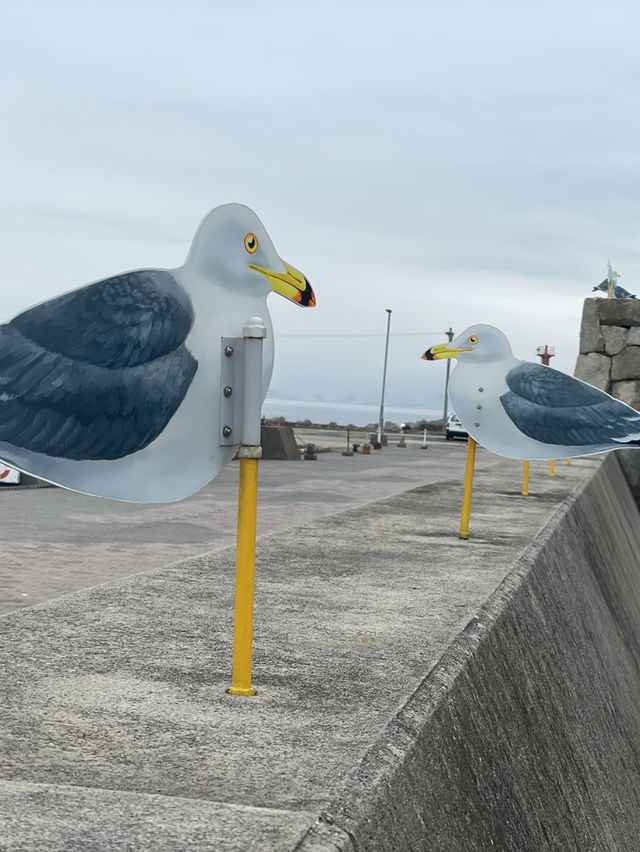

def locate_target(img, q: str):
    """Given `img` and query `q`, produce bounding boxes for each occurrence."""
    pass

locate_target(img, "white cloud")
[0,0,639,422]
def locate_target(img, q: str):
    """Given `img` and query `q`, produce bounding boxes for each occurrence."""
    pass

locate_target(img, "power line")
[278,331,447,339]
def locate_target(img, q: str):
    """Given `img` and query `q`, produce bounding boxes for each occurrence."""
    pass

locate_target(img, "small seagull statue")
[592,280,636,299]
[592,261,636,299]
[422,324,640,460]
[0,204,315,502]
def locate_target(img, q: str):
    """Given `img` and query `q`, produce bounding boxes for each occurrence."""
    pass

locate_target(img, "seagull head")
[185,203,315,307]
[422,324,513,364]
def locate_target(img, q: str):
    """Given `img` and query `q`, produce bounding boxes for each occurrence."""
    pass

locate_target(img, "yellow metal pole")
[459,436,477,540]
[522,460,530,496]
[567,458,572,466]
[549,459,555,477]
[228,456,259,696]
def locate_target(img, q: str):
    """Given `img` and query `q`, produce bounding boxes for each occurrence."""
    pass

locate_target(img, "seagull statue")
[422,324,640,460]
[592,280,636,299]
[0,203,315,502]
[592,261,636,298]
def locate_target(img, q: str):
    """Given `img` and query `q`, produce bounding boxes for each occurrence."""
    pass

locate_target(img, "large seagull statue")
[0,204,315,502]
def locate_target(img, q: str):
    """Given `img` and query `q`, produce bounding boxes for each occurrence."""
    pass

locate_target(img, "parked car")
[445,413,468,440]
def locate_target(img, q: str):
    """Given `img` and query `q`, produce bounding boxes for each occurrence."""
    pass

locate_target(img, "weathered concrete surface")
[615,447,640,503]
[578,298,605,353]
[1,454,639,850]
[298,453,640,850]
[260,424,300,460]
[0,439,474,615]
[611,378,640,408]
[573,351,611,390]
[602,324,628,355]
[575,297,640,393]
[0,780,313,852]
[612,346,640,382]
[598,298,640,326]
[574,298,640,501]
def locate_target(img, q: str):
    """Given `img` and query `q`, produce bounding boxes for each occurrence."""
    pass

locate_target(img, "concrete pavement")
[1,437,483,616]
[0,453,600,850]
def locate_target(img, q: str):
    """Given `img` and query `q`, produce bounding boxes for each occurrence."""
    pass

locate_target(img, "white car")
[445,413,468,441]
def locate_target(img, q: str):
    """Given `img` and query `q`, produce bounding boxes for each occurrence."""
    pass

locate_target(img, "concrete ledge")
[0,780,314,852]
[1,454,639,849]
[299,454,640,850]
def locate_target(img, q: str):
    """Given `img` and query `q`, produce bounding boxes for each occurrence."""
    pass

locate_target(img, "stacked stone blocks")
[574,298,640,408]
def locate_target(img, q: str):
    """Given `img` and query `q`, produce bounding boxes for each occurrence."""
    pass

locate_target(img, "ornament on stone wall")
[0,203,315,503]
[423,324,640,460]
[592,261,636,299]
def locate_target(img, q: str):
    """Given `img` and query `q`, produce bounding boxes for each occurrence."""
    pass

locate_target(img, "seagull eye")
[244,233,259,254]
[467,335,479,345]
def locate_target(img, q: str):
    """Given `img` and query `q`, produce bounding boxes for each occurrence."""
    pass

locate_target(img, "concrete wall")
[298,454,640,850]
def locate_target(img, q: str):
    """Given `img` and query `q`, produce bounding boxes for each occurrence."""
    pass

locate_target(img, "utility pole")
[442,327,454,434]
[377,309,392,444]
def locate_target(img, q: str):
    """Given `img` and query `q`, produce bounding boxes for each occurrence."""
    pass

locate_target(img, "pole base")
[227,686,256,696]
[459,531,469,540]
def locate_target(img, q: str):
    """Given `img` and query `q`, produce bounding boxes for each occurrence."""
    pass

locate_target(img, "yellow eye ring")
[244,233,259,253]
[467,335,479,345]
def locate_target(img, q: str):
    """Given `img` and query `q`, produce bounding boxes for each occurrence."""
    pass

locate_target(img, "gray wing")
[0,270,198,460]
[613,285,636,299]
[500,362,640,447]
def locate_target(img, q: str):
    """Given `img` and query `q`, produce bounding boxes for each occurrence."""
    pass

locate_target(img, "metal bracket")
[219,337,244,447]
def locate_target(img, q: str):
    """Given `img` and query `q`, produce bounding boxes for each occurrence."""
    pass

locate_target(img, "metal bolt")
[224,345,234,357]
[476,404,482,410]
[474,422,480,427]
[478,387,484,392]
[222,425,232,437]
[223,386,233,397]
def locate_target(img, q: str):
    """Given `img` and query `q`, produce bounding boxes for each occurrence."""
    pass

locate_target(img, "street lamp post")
[442,327,454,434]
[377,309,392,444]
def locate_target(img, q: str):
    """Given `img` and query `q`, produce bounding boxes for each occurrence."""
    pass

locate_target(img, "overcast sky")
[1,0,638,418]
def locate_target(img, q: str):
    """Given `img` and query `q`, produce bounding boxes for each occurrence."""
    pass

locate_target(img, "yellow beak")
[421,344,472,361]
[250,261,316,307]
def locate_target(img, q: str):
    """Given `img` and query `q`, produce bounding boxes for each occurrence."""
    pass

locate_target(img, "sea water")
[262,398,440,427]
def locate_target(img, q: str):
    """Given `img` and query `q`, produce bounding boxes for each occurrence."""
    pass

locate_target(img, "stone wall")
[575,297,640,498]
[575,297,640,406]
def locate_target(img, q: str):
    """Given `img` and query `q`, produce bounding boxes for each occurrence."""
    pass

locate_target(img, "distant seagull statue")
[422,324,640,460]
[592,261,635,298]
[0,203,315,502]
[592,280,636,299]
